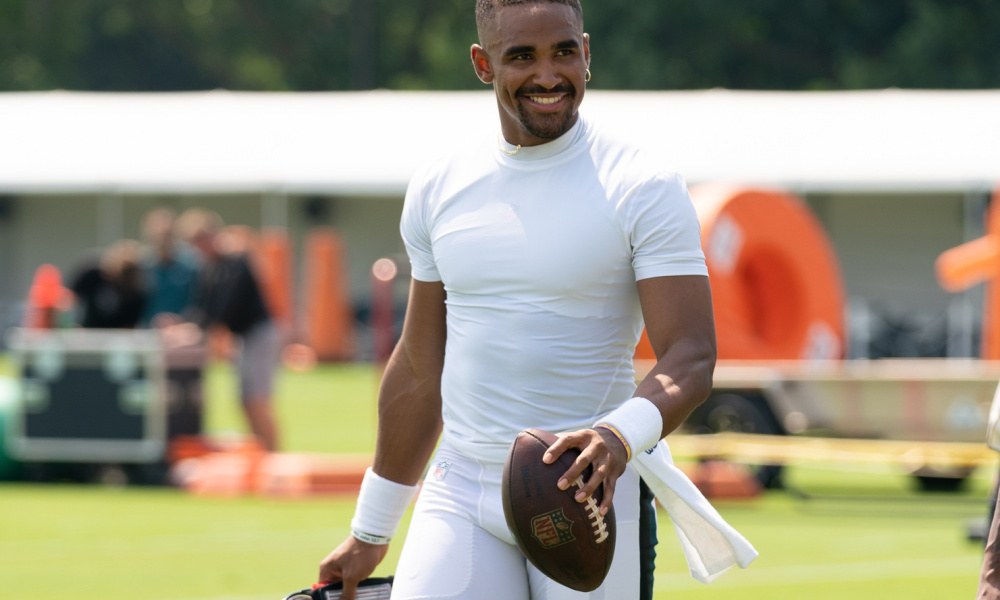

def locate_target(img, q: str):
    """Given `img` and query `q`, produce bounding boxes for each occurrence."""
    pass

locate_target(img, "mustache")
[518,84,575,97]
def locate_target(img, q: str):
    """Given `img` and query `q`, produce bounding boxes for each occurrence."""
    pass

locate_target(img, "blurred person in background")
[176,208,281,452]
[68,239,147,329]
[139,206,200,329]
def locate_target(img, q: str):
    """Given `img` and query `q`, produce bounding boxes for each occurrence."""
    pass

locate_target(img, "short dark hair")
[475,0,583,38]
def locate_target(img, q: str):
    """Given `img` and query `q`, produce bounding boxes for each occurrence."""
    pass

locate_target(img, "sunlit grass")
[0,359,995,599]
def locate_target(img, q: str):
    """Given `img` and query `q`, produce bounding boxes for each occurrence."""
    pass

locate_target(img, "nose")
[532,57,561,89]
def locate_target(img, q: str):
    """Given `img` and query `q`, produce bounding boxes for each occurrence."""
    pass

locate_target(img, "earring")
[585,68,592,83]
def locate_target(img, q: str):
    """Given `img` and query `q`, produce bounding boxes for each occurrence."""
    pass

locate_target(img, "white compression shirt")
[401,115,708,464]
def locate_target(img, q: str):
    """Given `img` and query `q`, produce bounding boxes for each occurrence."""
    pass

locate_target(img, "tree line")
[1,0,998,92]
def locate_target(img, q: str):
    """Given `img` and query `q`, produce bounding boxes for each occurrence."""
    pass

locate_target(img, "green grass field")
[0,362,995,599]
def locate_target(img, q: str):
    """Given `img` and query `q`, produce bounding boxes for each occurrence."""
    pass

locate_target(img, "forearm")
[371,344,443,485]
[369,278,447,485]
[630,274,717,441]
[633,336,715,437]
[347,306,444,548]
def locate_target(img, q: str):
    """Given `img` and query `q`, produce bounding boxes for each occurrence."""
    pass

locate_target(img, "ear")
[583,33,591,68]
[471,44,494,84]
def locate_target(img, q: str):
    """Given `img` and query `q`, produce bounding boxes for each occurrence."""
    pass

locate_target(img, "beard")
[514,84,579,140]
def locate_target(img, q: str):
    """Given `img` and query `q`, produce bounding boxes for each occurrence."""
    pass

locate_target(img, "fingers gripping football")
[543,428,628,515]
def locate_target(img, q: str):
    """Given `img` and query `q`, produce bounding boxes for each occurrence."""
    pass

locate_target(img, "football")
[501,428,616,592]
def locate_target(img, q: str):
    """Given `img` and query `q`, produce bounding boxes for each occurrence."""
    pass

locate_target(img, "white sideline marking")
[159,595,278,600]
[655,555,981,591]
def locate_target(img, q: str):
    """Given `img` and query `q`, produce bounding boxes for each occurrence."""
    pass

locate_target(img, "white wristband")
[594,397,663,461]
[350,468,419,545]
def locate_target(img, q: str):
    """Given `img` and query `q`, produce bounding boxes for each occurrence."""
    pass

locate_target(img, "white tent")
[0,88,997,337]
[2,88,998,196]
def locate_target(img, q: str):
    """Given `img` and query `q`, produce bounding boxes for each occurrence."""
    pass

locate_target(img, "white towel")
[633,439,759,583]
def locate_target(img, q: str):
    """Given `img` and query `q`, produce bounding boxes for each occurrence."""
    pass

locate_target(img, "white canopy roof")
[1,88,998,195]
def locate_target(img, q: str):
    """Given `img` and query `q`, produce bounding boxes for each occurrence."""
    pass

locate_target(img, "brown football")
[501,428,616,592]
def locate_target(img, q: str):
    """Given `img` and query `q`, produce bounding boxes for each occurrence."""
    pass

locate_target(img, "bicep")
[635,275,717,429]
[392,278,447,381]
[636,275,716,360]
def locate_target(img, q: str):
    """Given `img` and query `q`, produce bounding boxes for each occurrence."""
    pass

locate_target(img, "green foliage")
[1,0,998,91]
[584,0,1000,90]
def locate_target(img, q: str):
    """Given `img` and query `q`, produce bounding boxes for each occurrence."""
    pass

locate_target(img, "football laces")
[571,475,609,544]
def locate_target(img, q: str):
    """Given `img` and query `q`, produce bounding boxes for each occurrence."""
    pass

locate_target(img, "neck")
[499,112,579,149]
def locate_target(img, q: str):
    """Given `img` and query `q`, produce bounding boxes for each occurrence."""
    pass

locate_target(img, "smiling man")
[473,0,589,145]
[316,1,749,599]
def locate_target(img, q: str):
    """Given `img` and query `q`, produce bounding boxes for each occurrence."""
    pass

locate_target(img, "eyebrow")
[503,45,536,58]
[502,38,580,59]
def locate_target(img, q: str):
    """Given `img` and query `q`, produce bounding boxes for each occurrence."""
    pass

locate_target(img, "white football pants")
[391,443,642,600]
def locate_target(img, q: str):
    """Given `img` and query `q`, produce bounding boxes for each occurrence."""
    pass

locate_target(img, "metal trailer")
[640,358,1000,490]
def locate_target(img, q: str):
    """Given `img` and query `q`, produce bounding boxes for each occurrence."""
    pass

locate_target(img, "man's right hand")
[317,537,389,600]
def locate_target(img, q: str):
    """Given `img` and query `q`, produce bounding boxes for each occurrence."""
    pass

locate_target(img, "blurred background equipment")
[304,228,355,362]
[637,186,1000,492]
[370,257,398,364]
[937,195,1000,360]
[4,328,169,483]
[691,184,845,361]
[0,374,23,480]
[22,264,73,330]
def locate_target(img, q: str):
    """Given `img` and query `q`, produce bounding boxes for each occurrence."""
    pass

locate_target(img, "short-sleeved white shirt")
[401,115,707,463]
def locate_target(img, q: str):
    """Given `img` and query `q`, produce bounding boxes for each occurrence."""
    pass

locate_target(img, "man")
[68,239,147,329]
[139,206,199,328]
[178,208,281,452]
[319,1,737,598]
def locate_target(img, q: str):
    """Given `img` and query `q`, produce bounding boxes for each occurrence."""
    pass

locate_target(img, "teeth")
[529,96,561,105]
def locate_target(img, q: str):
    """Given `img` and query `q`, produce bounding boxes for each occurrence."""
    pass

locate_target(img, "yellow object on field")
[669,432,999,470]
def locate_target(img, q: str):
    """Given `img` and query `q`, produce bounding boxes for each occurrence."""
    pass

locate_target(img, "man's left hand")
[542,427,628,516]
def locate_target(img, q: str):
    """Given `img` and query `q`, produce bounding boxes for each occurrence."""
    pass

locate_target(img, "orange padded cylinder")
[305,228,356,361]
[258,228,294,326]
[636,185,845,361]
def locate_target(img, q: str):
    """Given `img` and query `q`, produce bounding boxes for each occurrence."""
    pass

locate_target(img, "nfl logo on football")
[531,508,576,548]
